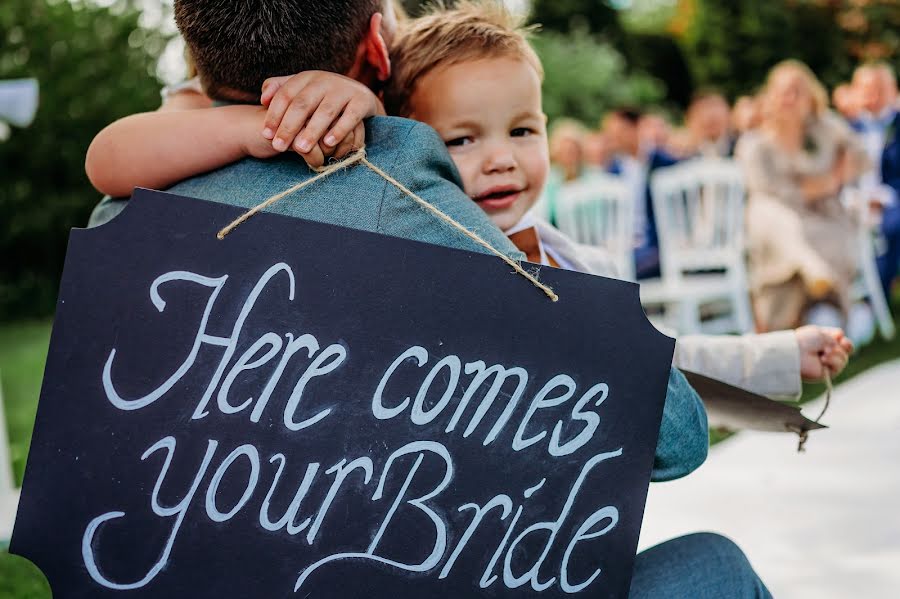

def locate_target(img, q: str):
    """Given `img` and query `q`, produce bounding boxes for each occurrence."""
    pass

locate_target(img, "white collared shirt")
[855,108,897,205]
[505,213,576,271]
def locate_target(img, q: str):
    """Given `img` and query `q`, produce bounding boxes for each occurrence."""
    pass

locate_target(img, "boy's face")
[409,57,549,231]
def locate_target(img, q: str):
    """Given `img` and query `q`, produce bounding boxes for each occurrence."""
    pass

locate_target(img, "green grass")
[0,320,52,488]
[0,553,50,599]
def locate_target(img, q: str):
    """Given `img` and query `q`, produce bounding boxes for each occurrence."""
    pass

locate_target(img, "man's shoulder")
[164,117,427,209]
[165,116,520,258]
[364,116,455,168]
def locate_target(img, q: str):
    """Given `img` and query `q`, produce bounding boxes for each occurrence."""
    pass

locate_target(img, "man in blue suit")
[604,108,679,280]
[850,63,900,299]
[88,2,770,596]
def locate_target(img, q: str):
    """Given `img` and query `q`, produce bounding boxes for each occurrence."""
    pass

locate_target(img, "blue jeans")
[629,533,772,598]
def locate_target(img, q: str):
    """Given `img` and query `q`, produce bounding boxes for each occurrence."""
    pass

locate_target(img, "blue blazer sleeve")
[651,366,709,482]
[882,116,900,193]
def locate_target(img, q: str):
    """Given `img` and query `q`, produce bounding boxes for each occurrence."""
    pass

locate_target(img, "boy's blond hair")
[385,1,543,117]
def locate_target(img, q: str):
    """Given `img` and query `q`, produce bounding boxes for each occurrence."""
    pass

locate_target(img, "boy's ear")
[364,12,392,82]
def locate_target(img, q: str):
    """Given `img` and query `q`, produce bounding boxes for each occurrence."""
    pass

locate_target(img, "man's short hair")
[610,107,643,126]
[384,0,543,117]
[175,0,382,102]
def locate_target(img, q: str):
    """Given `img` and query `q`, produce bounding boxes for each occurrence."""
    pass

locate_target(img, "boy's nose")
[482,145,517,174]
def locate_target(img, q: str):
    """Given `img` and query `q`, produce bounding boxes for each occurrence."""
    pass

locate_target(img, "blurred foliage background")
[0,0,167,320]
[0,0,898,321]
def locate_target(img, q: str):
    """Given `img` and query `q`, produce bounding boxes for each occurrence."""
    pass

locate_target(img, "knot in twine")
[791,369,833,453]
[217,146,558,302]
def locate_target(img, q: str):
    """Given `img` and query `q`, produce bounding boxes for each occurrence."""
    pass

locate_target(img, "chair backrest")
[650,158,746,277]
[554,173,635,280]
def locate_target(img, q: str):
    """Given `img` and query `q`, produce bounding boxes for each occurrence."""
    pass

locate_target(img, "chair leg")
[732,287,755,334]
[678,299,702,335]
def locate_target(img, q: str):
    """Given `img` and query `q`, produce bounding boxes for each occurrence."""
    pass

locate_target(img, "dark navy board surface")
[11,188,673,598]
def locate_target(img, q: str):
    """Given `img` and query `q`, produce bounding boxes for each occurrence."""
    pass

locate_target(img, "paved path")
[639,359,900,598]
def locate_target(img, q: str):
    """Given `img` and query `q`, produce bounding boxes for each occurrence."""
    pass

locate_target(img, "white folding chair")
[843,188,896,341]
[642,158,755,335]
[554,173,635,281]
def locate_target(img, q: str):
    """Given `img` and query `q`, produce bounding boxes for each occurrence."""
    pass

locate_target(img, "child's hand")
[795,325,853,381]
[260,72,384,169]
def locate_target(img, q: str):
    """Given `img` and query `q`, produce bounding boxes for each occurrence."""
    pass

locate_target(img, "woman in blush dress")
[737,60,870,332]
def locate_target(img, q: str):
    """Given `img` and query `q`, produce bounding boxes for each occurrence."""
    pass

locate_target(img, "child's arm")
[85,72,382,197]
[85,104,274,197]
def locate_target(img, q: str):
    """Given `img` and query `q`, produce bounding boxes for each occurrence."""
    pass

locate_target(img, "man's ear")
[363,12,392,82]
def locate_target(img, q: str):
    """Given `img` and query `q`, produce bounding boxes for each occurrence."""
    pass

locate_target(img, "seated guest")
[850,63,900,299]
[540,119,586,224]
[582,130,612,174]
[736,60,870,332]
[637,112,672,155]
[685,89,736,158]
[732,94,762,135]
[603,108,679,279]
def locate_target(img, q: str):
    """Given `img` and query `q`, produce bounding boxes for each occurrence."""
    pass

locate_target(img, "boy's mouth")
[473,185,525,211]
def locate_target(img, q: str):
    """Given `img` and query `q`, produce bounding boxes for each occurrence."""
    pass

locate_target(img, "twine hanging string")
[792,369,833,453]
[217,147,559,301]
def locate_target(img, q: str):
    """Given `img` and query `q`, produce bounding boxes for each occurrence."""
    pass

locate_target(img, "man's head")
[602,109,642,157]
[174,0,396,102]
[637,113,670,153]
[386,1,548,231]
[686,90,730,144]
[852,63,898,117]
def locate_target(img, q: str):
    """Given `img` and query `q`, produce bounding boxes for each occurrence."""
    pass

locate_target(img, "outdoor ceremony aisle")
[639,359,900,598]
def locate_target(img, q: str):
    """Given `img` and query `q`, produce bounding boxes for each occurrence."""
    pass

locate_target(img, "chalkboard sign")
[11,189,673,598]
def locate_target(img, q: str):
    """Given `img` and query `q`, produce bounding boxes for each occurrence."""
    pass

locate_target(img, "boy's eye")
[446,136,473,147]
[511,127,534,137]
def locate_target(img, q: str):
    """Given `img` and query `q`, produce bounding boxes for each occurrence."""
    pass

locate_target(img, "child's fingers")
[272,91,327,152]
[332,123,365,159]
[298,144,326,170]
[263,78,318,142]
[293,97,349,154]
[839,337,854,354]
[260,76,292,106]
[822,350,848,375]
[323,98,370,148]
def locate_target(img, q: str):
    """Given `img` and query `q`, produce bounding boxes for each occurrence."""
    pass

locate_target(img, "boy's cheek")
[449,155,479,197]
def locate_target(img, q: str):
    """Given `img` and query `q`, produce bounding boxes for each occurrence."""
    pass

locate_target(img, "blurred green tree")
[533,30,665,126]
[0,0,168,319]
[679,0,899,98]
[529,0,623,41]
